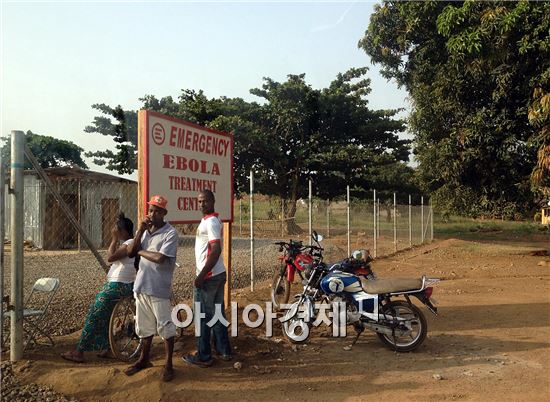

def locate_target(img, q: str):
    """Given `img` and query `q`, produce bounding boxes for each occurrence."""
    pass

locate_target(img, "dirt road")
[3,238,550,401]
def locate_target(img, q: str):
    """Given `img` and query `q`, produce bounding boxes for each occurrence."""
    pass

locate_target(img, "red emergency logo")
[152,123,166,145]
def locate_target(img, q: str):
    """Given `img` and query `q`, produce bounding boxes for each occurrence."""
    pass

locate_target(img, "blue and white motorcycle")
[281,233,440,352]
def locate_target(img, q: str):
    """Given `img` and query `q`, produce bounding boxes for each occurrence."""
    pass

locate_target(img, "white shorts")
[134,293,177,340]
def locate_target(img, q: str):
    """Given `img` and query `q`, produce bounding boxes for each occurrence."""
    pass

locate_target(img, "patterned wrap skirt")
[77,281,133,352]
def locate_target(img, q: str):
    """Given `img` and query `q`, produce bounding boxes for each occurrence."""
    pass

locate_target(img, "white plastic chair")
[3,277,60,350]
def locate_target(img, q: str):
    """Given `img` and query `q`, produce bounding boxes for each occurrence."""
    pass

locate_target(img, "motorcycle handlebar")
[273,240,304,247]
[274,242,324,255]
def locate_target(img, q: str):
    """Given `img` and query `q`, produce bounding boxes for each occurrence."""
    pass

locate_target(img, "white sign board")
[138,110,234,223]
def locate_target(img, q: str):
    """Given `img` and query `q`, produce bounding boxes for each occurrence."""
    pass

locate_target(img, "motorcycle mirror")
[351,249,367,260]
[312,231,323,243]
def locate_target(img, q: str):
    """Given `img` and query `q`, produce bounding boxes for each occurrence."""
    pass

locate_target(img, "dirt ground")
[4,237,550,401]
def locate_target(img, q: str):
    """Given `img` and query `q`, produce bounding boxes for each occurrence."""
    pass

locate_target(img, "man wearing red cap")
[125,195,178,382]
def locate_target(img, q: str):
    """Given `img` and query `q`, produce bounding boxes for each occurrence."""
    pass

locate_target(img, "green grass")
[434,215,550,241]
[233,197,550,242]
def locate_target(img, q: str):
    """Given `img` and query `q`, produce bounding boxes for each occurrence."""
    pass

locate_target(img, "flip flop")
[124,361,153,376]
[96,350,114,359]
[162,366,174,382]
[60,351,84,363]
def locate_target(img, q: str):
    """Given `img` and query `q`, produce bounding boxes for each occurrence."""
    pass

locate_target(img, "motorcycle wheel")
[281,299,311,344]
[377,300,427,352]
[271,264,291,310]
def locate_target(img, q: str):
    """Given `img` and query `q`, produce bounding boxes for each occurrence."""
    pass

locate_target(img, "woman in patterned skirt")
[61,213,135,363]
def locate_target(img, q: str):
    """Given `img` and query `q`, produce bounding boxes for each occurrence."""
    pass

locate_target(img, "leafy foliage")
[360,0,549,217]
[1,131,88,169]
[85,70,410,221]
[84,104,137,175]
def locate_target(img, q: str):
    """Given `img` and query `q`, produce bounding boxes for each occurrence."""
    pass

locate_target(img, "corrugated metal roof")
[23,166,136,183]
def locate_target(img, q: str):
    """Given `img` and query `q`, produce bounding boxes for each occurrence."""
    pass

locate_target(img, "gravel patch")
[1,235,385,341]
[1,361,78,402]
[1,243,280,338]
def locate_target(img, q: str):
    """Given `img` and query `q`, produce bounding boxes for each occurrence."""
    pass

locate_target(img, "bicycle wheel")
[109,297,142,362]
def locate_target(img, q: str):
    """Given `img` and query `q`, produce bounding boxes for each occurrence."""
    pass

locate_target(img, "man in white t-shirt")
[183,189,232,367]
[124,195,178,382]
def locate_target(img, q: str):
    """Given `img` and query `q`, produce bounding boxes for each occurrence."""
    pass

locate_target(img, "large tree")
[84,104,137,174]
[1,130,88,169]
[85,69,409,232]
[247,69,408,231]
[360,0,549,218]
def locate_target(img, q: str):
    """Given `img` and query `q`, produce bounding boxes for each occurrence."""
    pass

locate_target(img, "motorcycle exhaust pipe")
[362,322,407,337]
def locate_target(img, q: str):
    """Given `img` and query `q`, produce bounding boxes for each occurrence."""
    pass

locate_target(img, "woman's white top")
[106,239,136,284]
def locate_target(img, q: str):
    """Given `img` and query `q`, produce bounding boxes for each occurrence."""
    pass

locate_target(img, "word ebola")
[163,154,220,175]
[168,126,231,157]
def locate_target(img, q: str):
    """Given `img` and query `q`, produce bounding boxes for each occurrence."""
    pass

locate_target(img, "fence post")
[393,192,397,252]
[421,196,425,243]
[239,198,242,236]
[377,198,380,239]
[249,170,254,292]
[308,179,312,243]
[326,199,330,238]
[430,198,434,241]
[281,197,284,238]
[0,154,5,354]
[77,180,82,251]
[346,185,350,256]
[408,194,412,247]
[10,130,25,361]
[373,189,377,258]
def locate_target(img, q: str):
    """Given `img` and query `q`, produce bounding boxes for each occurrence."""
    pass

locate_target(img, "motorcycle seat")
[360,277,423,294]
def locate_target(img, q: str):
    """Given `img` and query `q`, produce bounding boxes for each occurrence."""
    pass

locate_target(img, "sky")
[1,0,409,179]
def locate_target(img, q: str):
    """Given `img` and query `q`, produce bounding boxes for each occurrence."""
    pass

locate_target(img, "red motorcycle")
[270,238,323,310]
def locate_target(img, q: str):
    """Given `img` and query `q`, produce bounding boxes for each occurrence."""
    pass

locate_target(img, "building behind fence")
[3,167,137,249]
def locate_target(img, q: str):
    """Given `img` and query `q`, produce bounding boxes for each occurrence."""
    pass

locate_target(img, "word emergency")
[168,126,231,157]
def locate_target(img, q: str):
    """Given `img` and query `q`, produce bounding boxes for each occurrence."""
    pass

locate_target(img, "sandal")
[162,366,175,382]
[61,351,84,363]
[96,350,113,359]
[124,361,153,376]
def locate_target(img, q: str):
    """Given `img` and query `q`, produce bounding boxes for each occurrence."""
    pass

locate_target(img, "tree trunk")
[385,204,392,223]
[284,198,303,235]
[281,172,304,235]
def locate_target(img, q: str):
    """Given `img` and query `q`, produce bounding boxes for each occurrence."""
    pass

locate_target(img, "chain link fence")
[233,184,433,291]
[1,165,433,342]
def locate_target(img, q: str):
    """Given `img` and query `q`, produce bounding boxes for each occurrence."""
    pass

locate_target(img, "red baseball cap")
[147,195,168,210]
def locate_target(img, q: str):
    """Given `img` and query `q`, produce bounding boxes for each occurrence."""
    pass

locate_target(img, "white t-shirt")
[107,239,136,284]
[195,213,225,279]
